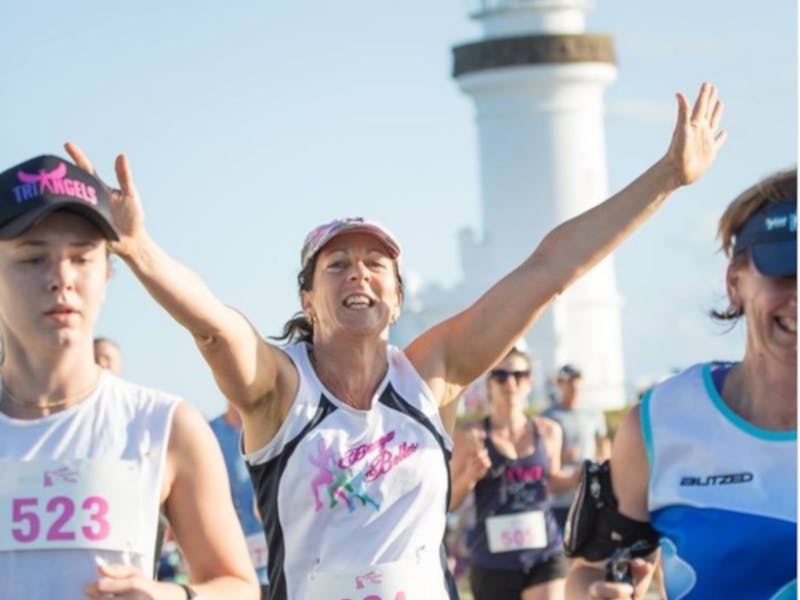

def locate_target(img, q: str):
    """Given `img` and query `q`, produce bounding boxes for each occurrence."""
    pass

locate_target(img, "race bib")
[0,459,140,553]
[486,510,547,553]
[307,560,425,600]
[246,532,268,569]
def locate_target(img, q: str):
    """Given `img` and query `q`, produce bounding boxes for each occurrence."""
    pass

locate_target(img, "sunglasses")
[488,369,531,384]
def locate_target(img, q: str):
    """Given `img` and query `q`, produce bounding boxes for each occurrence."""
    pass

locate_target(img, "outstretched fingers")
[675,92,691,126]
[114,153,138,199]
[709,98,725,132]
[63,141,95,175]
[64,141,119,197]
[690,82,713,123]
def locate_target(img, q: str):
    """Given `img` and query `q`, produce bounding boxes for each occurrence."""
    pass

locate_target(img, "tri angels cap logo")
[13,162,98,206]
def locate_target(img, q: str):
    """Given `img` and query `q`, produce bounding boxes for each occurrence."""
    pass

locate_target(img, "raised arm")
[64,144,294,445]
[407,83,726,405]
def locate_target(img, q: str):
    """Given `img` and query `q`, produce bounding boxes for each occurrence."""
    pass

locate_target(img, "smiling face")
[728,259,797,368]
[301,232,402,341]
[0,211,110,356]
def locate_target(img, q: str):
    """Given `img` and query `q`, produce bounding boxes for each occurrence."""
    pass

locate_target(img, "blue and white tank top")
[641,362,797,600]
[0,371,178,599]
[245,342,456,600]
[467,417,562,571]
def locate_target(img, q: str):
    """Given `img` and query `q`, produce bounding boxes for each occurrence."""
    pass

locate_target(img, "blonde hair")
[711,168,797,322]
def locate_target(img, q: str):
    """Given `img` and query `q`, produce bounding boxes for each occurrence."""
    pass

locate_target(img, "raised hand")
[64,142,145,256]
[665,82,727,186]
[463,427,491,483]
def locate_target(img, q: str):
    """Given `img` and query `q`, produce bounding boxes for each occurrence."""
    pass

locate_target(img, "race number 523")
[11,495,110,543]
[0,459,139,552]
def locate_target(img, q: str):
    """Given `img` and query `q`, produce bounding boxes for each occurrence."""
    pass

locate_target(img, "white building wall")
[394,1,627,411]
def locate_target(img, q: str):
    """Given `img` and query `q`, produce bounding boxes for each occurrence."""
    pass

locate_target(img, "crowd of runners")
[0,82,795,600]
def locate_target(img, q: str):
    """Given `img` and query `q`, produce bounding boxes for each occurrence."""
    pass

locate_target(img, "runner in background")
[210,403,270,599]
[542,364,610,532]
[450,347,576,600]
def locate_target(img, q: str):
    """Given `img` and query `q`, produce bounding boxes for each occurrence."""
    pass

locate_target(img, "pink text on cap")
[13,162,98,206]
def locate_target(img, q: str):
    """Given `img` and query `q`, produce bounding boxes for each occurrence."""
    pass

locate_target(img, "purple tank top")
[466,417,563,571]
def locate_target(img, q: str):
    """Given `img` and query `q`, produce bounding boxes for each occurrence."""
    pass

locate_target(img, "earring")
[723,304,741,318]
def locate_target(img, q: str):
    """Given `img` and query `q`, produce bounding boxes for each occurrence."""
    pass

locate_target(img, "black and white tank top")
[245,342,456,600]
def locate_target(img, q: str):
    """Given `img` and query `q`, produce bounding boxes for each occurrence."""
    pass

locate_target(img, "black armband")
[563,460,659,561]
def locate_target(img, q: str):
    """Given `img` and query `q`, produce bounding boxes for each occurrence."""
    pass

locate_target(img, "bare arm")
[565,405,658,600]
[64,144,294,442]
[536,416,580,495]
[408,84,726,408]
[84,402,259,599]
[596,434,612,463]
[448,425,491,511]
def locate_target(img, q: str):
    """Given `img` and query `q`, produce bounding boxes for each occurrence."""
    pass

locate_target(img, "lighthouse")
[393,0,626,410]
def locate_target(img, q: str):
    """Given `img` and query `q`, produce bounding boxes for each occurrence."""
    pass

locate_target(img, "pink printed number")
[81,496,110,541]
[501,528,532,548]
[46,496,76,541]
[11,498,40,543]
[10,495,111,544]
[337,593,407,600]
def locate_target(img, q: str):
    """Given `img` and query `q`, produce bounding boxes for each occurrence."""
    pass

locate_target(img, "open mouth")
[775,315,797,334]
[343,294,374,309]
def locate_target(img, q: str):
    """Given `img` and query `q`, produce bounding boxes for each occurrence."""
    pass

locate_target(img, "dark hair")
[710,168,797,323]
[93,336,120,349]
[271,254,405,344]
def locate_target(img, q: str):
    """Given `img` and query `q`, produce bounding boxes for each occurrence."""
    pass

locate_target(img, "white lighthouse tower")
[393,0,627,410]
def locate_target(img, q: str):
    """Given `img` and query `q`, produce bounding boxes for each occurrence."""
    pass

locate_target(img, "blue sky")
[1,1,796,416]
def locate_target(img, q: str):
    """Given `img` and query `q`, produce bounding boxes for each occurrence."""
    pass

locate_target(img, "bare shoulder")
[533,415,561,440]
[161,400,223,503]
[167,399,213,452]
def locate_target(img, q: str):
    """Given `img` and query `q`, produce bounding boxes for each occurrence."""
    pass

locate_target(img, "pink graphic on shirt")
[308,438,349,512]
[505,464,543,483]
[307,430,419,513]
[355,570,383,589]
[43,465,79,487]
[13,162,98,205]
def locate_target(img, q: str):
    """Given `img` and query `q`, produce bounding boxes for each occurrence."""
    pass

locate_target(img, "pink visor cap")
[300,217,402,268]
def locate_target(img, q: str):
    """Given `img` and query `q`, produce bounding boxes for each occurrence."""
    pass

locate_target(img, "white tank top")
[0,371,178,599]
[245,342,455,600]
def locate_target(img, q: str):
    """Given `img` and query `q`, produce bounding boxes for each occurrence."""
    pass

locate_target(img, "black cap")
[0,155,118,240]
[557,364,582,381]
